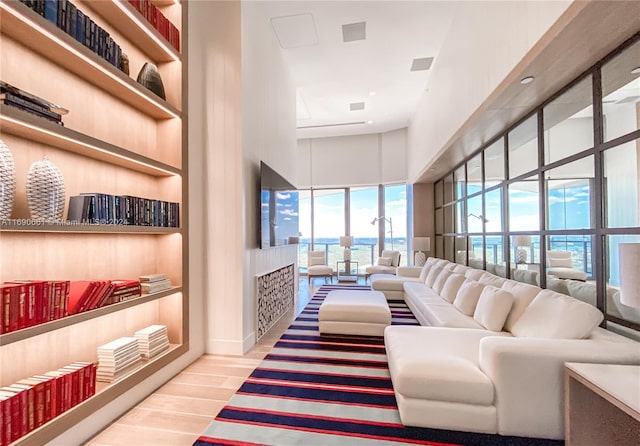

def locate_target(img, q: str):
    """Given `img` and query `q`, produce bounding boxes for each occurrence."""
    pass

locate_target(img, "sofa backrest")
[381,250,401,267]
[501,280,541,331]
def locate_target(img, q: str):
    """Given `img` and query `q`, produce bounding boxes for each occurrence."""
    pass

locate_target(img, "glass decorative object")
[26,156,65,220]
[0,139,15,220]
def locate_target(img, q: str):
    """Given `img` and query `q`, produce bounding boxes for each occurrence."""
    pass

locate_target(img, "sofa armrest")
[478,336,640,439]
[396,266,422,278]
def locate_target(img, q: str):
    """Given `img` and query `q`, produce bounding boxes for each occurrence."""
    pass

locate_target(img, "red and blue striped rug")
[194,285,562,446]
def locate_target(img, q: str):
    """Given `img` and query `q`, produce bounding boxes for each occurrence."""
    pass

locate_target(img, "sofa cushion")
[385,326,507,405]
[500,281,541,331]
[423,305,485,329]
[443,263,458,272]
[372,277,419,292]
[377,256,392,266]
[473,286,514,331]
[425,266,443,288]
[479,273,507,288]
[453,264,468,274]
[454,280,486,316]
[549,256,573,268]
[432,270,452,294]
[418,263,433,282]
[440,273,467,303]
[465,269,485,281]
[510,289,604,339]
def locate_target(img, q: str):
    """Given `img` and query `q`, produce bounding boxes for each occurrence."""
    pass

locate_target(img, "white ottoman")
[318,290,391,336]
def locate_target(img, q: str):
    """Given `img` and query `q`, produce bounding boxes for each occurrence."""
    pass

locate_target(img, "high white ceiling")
[259,1,456,139]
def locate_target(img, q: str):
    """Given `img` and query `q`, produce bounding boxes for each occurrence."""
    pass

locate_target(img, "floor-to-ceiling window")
[350,186,379,270]
[384,184,408,266]
[298,184,409,274]
[432,35,640,335]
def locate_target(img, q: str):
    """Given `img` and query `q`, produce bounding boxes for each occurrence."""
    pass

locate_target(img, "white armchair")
[365,250,401,280]
[307,250,333,284]
[546,250,587,281]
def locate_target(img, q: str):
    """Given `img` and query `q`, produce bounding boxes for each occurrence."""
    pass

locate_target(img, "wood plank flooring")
[86,278,338,445]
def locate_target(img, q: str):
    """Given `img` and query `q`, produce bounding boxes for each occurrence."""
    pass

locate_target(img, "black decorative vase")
[137,62,166,100]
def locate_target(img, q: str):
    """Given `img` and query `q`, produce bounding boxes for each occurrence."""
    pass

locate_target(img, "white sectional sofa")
[372,257,640,440]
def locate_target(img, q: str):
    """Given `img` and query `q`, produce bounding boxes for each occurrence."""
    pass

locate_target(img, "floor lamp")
[619,243,640,308]
[371,216,393,250]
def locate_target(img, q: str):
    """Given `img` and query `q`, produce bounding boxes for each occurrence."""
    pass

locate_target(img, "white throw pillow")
[473,286,514,331]
[308,255,324,266]
[479,274,507,288]
[464,269,485,281]
[549,257,573,268]
[377,257,392,266]
[500,281,541,331]
[510,289,604,339]
[432,270,452,294]
[440,274,467,303]
[381,250,400,266]
[425,266,443,288]
[418,263,433,282]
[453,280,486,316]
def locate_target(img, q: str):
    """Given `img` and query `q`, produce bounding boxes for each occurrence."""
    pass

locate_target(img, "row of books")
[67,279,141,315]
[0,279,141,335]
[128,0,180,52]
[19,0,125,72]
[68,194,180,228]
[0,361,96,446]
[140,273,172,294]
[0,80,66,125]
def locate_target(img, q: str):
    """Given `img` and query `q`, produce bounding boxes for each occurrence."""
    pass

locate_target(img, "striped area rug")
[195,285,562,446]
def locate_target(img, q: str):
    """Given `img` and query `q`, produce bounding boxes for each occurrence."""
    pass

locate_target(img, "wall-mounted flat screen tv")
[260,161,299,249]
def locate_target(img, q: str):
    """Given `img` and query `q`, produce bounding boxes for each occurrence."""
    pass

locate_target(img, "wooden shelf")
[0,1,181,119]
[0,105,180,176]
[12,343,186,446]
[1,287,183,346]
[83,0,181,63]
[0,221,181,234]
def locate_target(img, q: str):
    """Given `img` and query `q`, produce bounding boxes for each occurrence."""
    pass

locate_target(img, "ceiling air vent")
[342,21,366,43]
[410,57,434,71]
[349,102,365,111]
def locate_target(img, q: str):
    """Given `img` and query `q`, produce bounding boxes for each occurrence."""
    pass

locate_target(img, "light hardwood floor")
[86,278,340,445]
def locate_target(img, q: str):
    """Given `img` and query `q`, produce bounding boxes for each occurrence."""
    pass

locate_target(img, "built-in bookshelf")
[0,0,187,444]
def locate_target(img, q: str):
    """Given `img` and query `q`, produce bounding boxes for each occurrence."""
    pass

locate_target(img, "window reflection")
[544,76,593,164]
[467,154,482,195]
[604,140,639,228]
[508,115,538,179]
[602,39,640,141]
[509,177,540,231]
[454,165,466,200]
[546,156,594,230]
[485,139,505,187]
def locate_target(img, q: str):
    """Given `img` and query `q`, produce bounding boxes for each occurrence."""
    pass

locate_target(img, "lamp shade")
[513,235,532,247]
[339,236,354,247]
[412,237,431,252]
[619,243,640,308]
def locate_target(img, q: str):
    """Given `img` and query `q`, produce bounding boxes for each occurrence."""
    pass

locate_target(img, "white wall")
[407,1,571,182]
[241,1,298,352]
[297,127,407,188]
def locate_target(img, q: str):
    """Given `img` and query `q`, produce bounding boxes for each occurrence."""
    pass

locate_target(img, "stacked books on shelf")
[127,0,180,52]
[67,279,141,315]
[134,325,169,359]
[96,337,142,383]
[139,274,171,294]
[67,193,180,227]
[18,0,125,72]
[0,361,96,445]
[1,281,70,335]
[0,80,68,125]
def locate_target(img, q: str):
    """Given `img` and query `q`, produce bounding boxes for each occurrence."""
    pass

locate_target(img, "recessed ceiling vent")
[297,121,366,129]
[410,57,434,71]
[271,13,319,49]
[342,21,366,43]
[349,102,365,111]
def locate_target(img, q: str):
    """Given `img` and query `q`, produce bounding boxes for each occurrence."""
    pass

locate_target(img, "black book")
[76,9,84,45]
[1,92,62,121]
[0,80,68,114]
[57,0,67,30]
[68,3,77,40]
[2,100,62,125]
[67,196,92,223]
[43,0,57,24]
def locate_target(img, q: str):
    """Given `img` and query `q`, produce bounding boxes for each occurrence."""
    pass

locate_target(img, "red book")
[0,286,7,335]
[5,282,43,327]
[67,281,98,315]
[0,392,14,445]
[32,374,60,420]
[86,281,112,311]
[7,384,33,434]
[14,379,45,429]
[43,371,70,413]
[93,282,115,309]
[2,284,21,333]
[0,387,25,440]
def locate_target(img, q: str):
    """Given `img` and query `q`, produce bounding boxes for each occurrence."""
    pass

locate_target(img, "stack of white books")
[96,337,142,383]
[139,273,172,294]
[134,325,169,359]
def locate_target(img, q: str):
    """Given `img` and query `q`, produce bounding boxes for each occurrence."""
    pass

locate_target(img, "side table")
[336,260,359,283]
[565,362,640,445]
